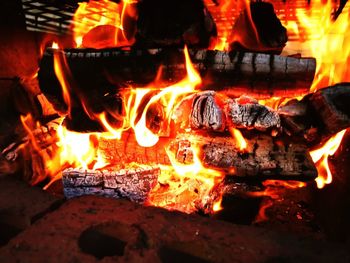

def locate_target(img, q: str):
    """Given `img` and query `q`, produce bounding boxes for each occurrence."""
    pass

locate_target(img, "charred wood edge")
[196,177,265,214]
[98,132,317,181]
[278,83,350,147]
[1,116,61,162]
[171,133,317,181]
[62,166,160,203]
[39,48,316,100]
[184,91,281,132]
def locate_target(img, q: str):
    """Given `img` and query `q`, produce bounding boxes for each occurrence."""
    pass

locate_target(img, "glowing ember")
[213,196,223,212]
[20,0,350,216]
[310,130,347,189]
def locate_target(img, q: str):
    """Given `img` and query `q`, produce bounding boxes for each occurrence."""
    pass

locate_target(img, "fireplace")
[0,0,350,261]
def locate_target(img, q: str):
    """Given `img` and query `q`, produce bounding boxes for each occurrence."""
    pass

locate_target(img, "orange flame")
[212,196,223,212]
[72,0,136,48]
[229,127,247,151]
[53,50,72,117]
[310,129,347,189]
[282,0,350,91]
[213,0,256,51]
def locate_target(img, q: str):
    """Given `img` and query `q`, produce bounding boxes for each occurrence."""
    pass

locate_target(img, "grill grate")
[21,0,77,34]
[21,0,342,41]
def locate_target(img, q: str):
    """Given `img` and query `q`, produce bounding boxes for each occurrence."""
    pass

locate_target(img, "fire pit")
[1,0,350,261]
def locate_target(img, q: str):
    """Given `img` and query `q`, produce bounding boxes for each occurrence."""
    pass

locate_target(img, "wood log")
[229,1,288,54]
[278,83,350,147]
[38,48,316,131]
[173,91,281,132]
[61,164,264,214]
[62,165,160,203]
[97,132,317,181]
[135,0,217,48]
[170,133,317,180]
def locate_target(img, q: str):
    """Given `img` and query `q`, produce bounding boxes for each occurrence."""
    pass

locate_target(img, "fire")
[229,127,247,151]
[20,0,350,215]
[148,140,223,213]
[72,0,136,48]
[53,50,72,117]
[310,130,347,189]
[95,46,201,147]
[32,45,225,213]
[212,196,223,212]
[284,0,350,91]
[213,0,254,51]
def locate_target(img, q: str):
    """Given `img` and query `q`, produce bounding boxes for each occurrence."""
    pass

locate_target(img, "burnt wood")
[229,1,288,54]
[38,48,316,131]
[278,83,350,146]
[97,132,317,181]
[135,0,217,48]
[174,91,281,132]
[62,165,160,203]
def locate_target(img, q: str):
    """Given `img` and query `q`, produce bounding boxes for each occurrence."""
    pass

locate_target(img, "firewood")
[174,91,280,132]
[278,83,350,146]
[97,132,317,181]
[62,165,160,203]
[195,178,264,214]
[38,48,316,131]
[135,0,217,48]
[170,133,317,180]
[229,1,288,54]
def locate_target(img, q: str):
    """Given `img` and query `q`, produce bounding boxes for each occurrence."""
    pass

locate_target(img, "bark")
[38,48,315,131]
[173,91,280,132]
[229,1,288,54]
[97,132,317,181]
[278,83,350,146]
[62,165,160,203]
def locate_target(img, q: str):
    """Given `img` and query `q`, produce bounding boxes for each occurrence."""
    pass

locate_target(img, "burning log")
[174,91,281,132]
[38,47,316,100]
[229,1,288,54]
[38,48,316,131]
[62,165,160,203]
[278,83,350,146]
[135,0,217,48]
[170,133,317,180]
[97,132,317,181]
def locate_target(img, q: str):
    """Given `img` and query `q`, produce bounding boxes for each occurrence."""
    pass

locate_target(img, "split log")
[170,133,317,180]
[229,1,288,54]
[278,83,350,147]
[97,132,317,181]
[62,165,160,203]
[38,48,316,131]
[173,91,281,132]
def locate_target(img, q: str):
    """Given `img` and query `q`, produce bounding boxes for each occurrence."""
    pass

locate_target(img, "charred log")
[97,132,317,181]
[38,48,315,131]
[170,133,317,180]
[174,91,280,132]
[229,1,288,54]
[278,83,350,146]
[135,0,217,48]
[62,165,160,203]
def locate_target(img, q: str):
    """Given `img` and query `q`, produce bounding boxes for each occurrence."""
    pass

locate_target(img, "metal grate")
[21,0,342,40]
[21,0,78,34]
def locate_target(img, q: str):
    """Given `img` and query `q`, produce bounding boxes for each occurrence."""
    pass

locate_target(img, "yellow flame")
[310,129,347,189]
[229,127,247,151]
[53,51,72,117]
[289,0,350,91]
